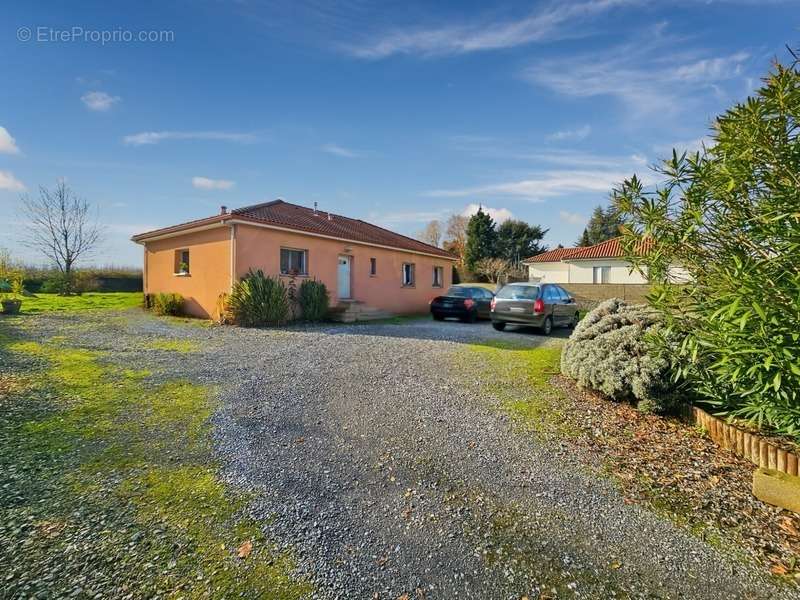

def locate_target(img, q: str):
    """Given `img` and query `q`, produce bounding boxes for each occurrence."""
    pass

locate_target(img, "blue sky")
[1,1,797,266]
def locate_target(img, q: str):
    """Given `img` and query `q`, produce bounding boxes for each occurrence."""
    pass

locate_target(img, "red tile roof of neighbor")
[132,200,455,259]
[523,238,654,263]
[523,247,580,263]
[563,237,654,260]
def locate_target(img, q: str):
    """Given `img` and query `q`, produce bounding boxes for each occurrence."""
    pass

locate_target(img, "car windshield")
[496,285,539,300]
[445,287,472,297]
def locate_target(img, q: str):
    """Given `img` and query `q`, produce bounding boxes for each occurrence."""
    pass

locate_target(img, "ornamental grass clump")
[297,279,329,322]
[561,298,681,414]
[228,269,289,327]
[151,292,184,316]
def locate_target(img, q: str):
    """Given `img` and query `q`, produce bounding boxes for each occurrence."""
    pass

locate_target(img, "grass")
[12,292,143,314]
[145,339,202,353]
[464,340,576,437]
[0,325,311,598]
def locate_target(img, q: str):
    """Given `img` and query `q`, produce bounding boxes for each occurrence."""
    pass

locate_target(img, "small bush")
[228,269,289,327]
[560,298,681,414]
[40,272,100,295]
[151,293,184,316]
[297,279,329,321]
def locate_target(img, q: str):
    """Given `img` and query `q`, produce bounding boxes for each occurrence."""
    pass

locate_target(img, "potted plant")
[0,277,22,315]
[178,261,189,275]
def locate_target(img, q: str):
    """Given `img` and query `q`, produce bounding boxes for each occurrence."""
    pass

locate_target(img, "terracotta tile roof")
[522,247,579,263]
[132,200,455,259]
[563,237,654,260]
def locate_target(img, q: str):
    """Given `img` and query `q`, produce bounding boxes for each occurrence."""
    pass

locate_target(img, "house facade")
[132,200,455,319]
[523,239,651,284]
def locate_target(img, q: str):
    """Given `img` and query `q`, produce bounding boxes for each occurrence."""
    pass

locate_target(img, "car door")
[477,288,493,318]
[556,286,577,321]
[543,285,564,324]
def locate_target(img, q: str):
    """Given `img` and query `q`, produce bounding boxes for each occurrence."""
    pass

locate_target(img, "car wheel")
[492,321,506,331]
[540,316,553,336]
[432,312,444,321]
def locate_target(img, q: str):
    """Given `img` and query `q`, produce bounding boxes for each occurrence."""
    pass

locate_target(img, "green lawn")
[13,292,143,314]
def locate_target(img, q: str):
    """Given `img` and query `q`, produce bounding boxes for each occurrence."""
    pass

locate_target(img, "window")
[556,287,572,302]
[280,248,308,275]
[402,263,415,287]
[592,266,610,284]
[174,249,190,274]
[433,266,443,287]
[370,257,377,276]
[544,285,560,301]
[496,285,539,300]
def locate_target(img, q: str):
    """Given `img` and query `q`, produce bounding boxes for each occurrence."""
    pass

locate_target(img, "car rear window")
[496,285,539,300]
[445,287,471,297]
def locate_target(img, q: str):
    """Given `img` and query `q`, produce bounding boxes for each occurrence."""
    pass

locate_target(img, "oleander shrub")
[297,279,329,322]
[228,269,289,327]
[150,292,184,316]
[561,298,681,414]
[613,56,800,439]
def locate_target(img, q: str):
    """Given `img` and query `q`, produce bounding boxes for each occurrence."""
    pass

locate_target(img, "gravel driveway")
[205,317,790,599]
[8,312,791,599]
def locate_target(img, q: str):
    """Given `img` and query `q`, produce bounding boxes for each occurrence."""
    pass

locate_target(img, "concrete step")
[329,302,395,322]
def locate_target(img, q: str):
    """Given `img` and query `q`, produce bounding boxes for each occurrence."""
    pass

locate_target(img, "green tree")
[464,208,497,273]
[495,219,548,264]
[579,205,622,246]
[613,56,800,439]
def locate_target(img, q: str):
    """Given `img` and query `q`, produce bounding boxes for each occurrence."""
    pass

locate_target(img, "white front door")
[337,255,351,299]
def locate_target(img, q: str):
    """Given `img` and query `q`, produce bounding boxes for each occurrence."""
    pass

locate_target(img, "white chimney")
[313,202,318,215]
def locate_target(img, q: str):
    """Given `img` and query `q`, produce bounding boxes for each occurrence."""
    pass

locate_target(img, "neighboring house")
[132,200,455,319]
[523,238,653,284]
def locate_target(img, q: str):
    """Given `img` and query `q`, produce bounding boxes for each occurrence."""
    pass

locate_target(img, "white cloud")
[81,91,121,111]
[523,25,751,118]
[192,176,236,190]
[547,125,591,141]
[123,131,257,146]
[346,0,637,58]
[371,208,451,225]
[321,143,361,158]
[0,127,21,154]
[652,136,715,156]
[559,210,587,225]
[429,170,637,202]
[0,170,26,192]
[462,203,513,223]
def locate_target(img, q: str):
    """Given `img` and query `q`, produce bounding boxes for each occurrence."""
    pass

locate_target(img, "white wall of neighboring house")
[565,259,648,284]
[526,259,649,284]
[528,262,570,283]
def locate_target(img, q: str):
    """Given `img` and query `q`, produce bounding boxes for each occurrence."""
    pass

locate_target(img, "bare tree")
[418,219,442,247]
[442,214,468,264]
[22,180,102,275]
[475,257,512,285]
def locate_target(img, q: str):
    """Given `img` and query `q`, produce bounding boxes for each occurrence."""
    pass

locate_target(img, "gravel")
[7,311,795,599]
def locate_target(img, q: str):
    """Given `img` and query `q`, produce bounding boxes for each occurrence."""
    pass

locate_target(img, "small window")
[402,263,415,287]
[496,285,539,300]
[592,266,610,284]
[544,286,560,301]
[280,248,308,275]
[370,257,377,276]
[174,249,190,274]
[433,266,443,287]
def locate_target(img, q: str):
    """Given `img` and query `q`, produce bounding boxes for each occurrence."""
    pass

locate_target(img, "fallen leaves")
[236,540,253,559]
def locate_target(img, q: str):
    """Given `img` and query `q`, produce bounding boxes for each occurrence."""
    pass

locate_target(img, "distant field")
[14,292,143,314]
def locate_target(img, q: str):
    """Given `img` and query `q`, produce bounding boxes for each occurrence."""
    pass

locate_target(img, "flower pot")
[1,299,22,315]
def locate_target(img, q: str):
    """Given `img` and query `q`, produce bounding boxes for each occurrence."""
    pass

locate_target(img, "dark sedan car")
[430,286,494,323]
[490,282,579,335]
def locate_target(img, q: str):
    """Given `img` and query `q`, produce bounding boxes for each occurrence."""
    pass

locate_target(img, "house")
[131,200,456,319]
[522,238,652,284]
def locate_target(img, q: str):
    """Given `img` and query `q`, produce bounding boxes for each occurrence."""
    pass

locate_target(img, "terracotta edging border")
[692,406,800,476]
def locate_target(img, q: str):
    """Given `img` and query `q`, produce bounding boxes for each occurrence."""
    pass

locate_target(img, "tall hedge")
[613,57,800,438]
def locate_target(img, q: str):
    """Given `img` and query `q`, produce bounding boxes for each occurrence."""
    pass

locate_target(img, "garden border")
[693,406,799,476]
